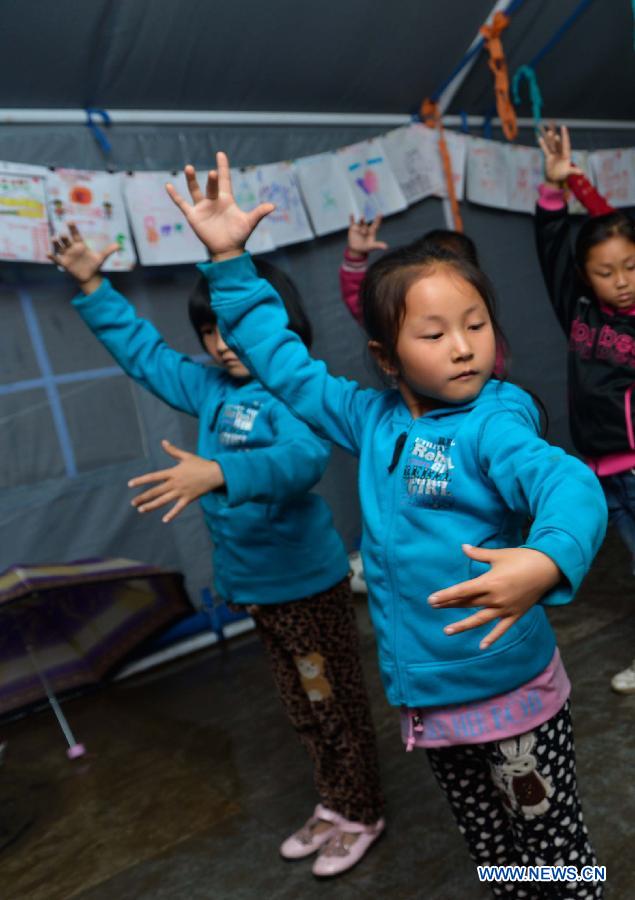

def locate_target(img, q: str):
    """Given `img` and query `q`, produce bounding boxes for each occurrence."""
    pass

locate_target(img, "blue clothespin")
[85,108,112,156]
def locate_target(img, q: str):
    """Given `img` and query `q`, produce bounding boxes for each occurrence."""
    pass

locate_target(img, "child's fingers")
[248,202,275,231]
[100,242,121,264]
[370,214,383,233]
[216,151,232,195]
[137,490,178,514]
[373,241,389,251]
[60,235,72,249]
[161,439,188,460]
[206,170,219,202]
[183,165,204,204]
[561,125,571,159]
[428,574,489,606]
[131,483,171,507]
[68,222,82,241]
[128,469,172,489]
[443,607,498,636]
[166,182,191,215]
[479,615,517,649]
[162,497,189,524]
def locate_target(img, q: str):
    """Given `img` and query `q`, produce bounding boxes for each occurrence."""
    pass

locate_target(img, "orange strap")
[480,12,518,141]
[420,99,463,233]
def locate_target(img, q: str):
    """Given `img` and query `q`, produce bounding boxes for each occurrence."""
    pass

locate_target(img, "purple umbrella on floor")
[0,557,193,757]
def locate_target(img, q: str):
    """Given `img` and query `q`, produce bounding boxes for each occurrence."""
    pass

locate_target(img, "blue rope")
[85,108,112,156]
[528,0,595,68]
[430,0,528,102]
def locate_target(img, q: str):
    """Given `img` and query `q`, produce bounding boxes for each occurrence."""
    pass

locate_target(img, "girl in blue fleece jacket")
[49,225,385,879]
[166,155,608,898]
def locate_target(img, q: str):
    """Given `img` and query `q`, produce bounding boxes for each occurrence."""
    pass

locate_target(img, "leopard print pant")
[230,577,384,824]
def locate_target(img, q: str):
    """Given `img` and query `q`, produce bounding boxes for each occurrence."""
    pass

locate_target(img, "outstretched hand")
[427,544,561,648]
[347,214,388,259]
[537,123,583,186]
[48,223,120,293]
[128,439,226,523]
[166,153,275,261]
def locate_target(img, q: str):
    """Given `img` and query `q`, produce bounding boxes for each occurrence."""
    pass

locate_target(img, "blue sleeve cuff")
[197,253,260,302]
[523,529,587,606]
[70,277,114,311]
[212,452,249,507]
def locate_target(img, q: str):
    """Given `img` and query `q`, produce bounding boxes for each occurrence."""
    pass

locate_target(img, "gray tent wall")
[1,122,634,604]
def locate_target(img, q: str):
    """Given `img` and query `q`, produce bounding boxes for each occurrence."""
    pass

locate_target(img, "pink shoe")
[279,804,340,860]
[312,817,385,877]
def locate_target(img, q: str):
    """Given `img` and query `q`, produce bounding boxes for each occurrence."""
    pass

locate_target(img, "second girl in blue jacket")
[49,225,385,880]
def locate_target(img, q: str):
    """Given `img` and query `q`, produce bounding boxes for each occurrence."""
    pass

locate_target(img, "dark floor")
[1,530,634,900]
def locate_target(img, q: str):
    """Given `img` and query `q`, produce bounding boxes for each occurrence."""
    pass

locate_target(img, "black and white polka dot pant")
[426,702,603,899]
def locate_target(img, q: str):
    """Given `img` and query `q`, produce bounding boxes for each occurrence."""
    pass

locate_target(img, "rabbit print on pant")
[494,732,555,817]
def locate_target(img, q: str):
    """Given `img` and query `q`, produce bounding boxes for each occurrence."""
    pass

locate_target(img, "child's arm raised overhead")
[534,124,585,333]
[340,215,387,324]
[167,155,380,455]
[128,402,333,522]
[50,224,214,416]
[428,403,607,648]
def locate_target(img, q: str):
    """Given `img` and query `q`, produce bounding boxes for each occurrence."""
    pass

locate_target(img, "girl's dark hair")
[412,229,479,267]
[361,240,506,372]
[575,210,635,272]
[188,258,313,349]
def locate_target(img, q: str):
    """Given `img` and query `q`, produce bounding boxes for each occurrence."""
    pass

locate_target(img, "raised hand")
[48,223,120,293]
[537,124,582,187]
[128,439,226,523]
[427,544,561,648]
[347,214,388,259]
[166,153,275,261]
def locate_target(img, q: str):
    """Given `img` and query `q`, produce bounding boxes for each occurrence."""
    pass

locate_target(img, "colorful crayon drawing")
[590,148,635,208]
[47,170,136,270]
[252,162,313,247]
[123,171,205,266]
[466,138,509,209]
[0,172,51,263]
[293,152,358,236]
[231,168,277,255]
[337,138,407,220]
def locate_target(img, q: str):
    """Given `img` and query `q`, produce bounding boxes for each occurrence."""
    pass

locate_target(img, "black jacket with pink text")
[535,203,635,458]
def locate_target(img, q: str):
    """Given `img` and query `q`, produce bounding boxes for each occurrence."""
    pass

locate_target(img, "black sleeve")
[534,203,584,334]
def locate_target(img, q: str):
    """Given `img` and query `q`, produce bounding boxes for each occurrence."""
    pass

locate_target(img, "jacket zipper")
[385,423,414,702]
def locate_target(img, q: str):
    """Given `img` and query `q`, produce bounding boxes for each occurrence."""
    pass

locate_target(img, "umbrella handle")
[25,644,87,759]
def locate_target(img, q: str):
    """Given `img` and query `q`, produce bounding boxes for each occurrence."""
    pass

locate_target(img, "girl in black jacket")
[535,124,635,694]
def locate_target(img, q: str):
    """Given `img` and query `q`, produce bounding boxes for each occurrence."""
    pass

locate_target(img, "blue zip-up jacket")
[201,253,608,708]
[72,279,350,605]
